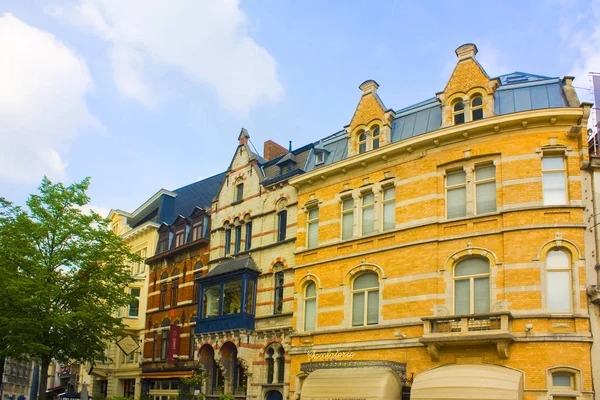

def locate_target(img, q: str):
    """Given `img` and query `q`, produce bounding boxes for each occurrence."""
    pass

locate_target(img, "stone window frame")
[350,271,380,326]
[453,257,491,315]
[442,156,499,220]
[343,263,386,328]
[440,247,501,317]
[546,366,582,400]
[264,342,285,385]
[297,275,320,332]
[447,88,490,126]
[540,146,569,206]
[304,200,320,249]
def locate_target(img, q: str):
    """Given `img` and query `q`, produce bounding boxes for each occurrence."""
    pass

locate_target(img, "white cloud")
[80,204,111,218]
[51,0,284,116]
[0,13,99,183]
[561,0,600,103]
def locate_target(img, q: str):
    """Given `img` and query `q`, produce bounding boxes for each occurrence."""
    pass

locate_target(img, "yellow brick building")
[288,44,595,400]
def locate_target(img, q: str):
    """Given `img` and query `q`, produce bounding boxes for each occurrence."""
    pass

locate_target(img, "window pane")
[547,250,569,269]
[304,299,316,331]
[553,374,572,387]
[383,187,395,200]
[373,139,379,149]
[309,208,319,220]
[477,181,496,214]
[474,277,490,313]
[476,165,495,180]
[447,170,466,186]
[278,211,287,242]
[363,193,374,205]
[471,96,483,107]
[543,172,567,205]
[359,143,366,153]
[362,205,374,235]
[542,157,565,170]
[223,280,242,315]
[472,108,483,120]
[342,211,353,240]
[455,280,470,314]
[454,102,464,111]
[234,225,242,253]
[308,221,318,248]
[456,258,489,276]
[203,285,221,317]
[343,198,353,211]
[367,290,379,325]
[352,292,365,326]
[547,271,571,312]
[245,280,255,314]
[454,113,465,125]
[354,273,378,290]
[383,202,395,231]
[306,282,316,297]
[447,187,466,218]
[245,222,252,250]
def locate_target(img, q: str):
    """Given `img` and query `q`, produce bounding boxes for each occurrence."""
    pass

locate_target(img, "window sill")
[230,200,243,206]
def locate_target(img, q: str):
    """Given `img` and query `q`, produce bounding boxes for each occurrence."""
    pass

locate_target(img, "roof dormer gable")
[345,80,395,156]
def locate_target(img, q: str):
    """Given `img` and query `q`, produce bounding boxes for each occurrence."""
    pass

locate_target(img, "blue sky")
[1,0,599,215]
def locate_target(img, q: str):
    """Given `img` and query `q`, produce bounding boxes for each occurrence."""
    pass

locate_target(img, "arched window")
[352,273,379,326]
[277,347,285,383]
[453,101,465,125]
[159,271,168,310]
[546,250,572,313]
[160,319,170,360]
[266,347,275,384]
[471,95,483,121]
[372,126,380,150]
[454,258,490,314]
[358,131,367,154]
[547,368,581,399]
[304,282,317,331]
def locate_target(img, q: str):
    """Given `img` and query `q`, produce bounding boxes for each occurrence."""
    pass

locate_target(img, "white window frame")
[453,258,490,315]
[474,163,496,215]
[381,185,395,231]
[351,273,379,326]
[546,249,572,314]
[360,191,375,235]
[315,151,325,165]
[341,196,354,241]
[542,156,567,205]
[446,169,467,219]
[304,282,317,331]
[445,160,498,220]
[471,94,484,121]
[307,207,319,248]
[128,287,141,318]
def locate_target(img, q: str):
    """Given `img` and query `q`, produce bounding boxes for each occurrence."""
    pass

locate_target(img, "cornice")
[290,107,584,188]
[121,221,160,241]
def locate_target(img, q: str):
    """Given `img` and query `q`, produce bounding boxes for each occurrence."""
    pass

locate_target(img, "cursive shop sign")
[307,350,356,362]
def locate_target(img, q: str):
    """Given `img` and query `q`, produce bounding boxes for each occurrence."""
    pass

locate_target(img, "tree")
[0,177,137,400]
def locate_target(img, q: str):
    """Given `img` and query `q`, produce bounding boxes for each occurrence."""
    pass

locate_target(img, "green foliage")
[0,177,138,400]
[177,373,205,400]
[218,395,235,400]
[108,396,133,400]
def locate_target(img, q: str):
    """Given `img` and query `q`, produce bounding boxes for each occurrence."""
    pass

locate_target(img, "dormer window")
[372,126,380,149]
[280,163,291,174]
[358,131,367,154]
[453,101,465,125]
[315,151,325,165]
[174,229,185,247]
[471,95,483,121]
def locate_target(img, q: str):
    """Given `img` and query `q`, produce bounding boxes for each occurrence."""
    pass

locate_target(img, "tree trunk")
[38,356,50,400]
[0,355,6,400]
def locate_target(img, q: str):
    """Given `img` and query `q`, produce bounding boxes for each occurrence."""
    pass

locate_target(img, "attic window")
[280,164,291,174]
[372,126,380,149]
[471,95,483,121]
[236,183,244,202]
[315,152,325,165]
[453,101,465,125]
[358,131,367,154]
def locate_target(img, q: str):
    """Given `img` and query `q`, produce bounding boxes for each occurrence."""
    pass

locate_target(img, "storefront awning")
[140,371,194,379]
[301,368,402,400]
[411,364,523,400]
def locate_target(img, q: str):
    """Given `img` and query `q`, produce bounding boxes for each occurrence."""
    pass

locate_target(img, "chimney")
[238,128,249,145]
[455,43,478,61]
[263,140,288,160]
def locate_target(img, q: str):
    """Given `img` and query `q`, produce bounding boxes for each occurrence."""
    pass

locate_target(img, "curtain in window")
[447,171,466,218]
[342,198,353,240]
[383,187,395,231]
[304,283,316,331]
[307,209,319,248]
[546,250,571,312]
[362,193,375,235]
[542,157,567,205]
[476,165,496,214]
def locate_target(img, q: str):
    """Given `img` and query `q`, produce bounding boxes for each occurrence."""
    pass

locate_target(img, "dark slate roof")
[305,131,348,172]
[496,71,552,86]
[494,78,568,115]
[261,143,313,185]
[392,98,442,142]
[204,256,261,278]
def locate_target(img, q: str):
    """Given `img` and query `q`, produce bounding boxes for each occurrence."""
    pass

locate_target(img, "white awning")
[301,368,402,400]
[411,364,523,400]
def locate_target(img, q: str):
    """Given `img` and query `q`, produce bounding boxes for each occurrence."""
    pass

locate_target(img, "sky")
[1,0,599,216]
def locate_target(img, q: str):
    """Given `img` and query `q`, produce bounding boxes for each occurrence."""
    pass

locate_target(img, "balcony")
[420,312,514,361]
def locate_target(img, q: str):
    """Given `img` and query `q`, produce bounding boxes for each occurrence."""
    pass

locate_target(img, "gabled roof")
[204,256,261,279]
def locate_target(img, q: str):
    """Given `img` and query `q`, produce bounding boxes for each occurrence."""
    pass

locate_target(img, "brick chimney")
[264,140,288,160]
